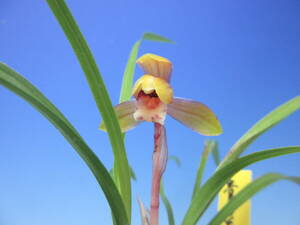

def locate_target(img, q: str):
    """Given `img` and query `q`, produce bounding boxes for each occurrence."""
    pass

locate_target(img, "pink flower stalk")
[150,123,168,225]
[100,53,222,225]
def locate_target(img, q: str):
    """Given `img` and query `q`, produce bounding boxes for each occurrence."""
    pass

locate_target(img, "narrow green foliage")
[219,96,300,169]
[110,167,137,181]
[211,141,220,166]
[192,140,217,198]
[160,181,175,225]
[160,155,180,225]
[119,32,174,103]
[208,173,300,225]
[182,146,300,225]
[46,0,131,220]
[130,167,137,181]
[143,32,175,43]
[0,63,129,225]
[119,40,141,103]
[169,155,181,167]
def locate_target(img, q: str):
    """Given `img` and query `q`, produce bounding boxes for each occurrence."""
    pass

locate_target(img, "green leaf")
[143,32,175,43]
[169,155,181,167]
[110,166,137,181]
[119,32,174,103]
[160,181,175,225]
[208,173,300,225]
[130,166,137,181]
[181,146,300,225]
[211,141,220,166]
[46,0,131,220]
[119,40,141,103]
[159,155,180,225]
[192,140,216,198]
[219,96,300,169]
[0,63,128,225]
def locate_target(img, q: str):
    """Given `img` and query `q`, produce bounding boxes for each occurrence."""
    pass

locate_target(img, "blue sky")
[1,0,300,225]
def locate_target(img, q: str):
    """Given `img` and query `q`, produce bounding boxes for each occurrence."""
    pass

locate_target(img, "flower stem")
[150,123,168,225]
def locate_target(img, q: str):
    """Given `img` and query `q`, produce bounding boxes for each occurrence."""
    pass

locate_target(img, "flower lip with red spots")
[137,91,160,110]
[134,89,167,124]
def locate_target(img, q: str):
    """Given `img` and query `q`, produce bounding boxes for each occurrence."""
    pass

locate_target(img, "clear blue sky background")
[1,0,300,225]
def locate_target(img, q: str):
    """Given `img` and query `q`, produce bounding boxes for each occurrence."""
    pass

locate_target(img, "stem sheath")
[150,123,168,225]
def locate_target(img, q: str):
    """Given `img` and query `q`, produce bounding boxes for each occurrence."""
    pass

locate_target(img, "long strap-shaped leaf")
[192,140,217,198]
[208,173,300,225]
[119,32,173,103]
[168,155,181,167]
[160,181,175,225]
[0,63,129,225]
[181,146,300,225]
[211,141,220,166]
[46,0,131,220]
[159,156,180,225]
[219,96,300,169]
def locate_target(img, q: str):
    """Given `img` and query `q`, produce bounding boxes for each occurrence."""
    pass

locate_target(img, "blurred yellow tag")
[218,170,252,225]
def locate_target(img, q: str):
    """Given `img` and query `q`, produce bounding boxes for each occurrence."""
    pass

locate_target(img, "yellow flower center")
[132,74,173,104]
[132,74,173,124]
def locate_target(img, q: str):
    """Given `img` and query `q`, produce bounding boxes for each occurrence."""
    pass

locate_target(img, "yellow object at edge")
[218,170,252,225]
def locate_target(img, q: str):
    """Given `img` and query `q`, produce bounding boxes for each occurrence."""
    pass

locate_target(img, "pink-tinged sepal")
[167,97,223,136]
[99,100,141,133]
[137,54,172,82]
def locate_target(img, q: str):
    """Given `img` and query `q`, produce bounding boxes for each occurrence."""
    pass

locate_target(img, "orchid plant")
[1,1,300,225]
[101,53,222,224]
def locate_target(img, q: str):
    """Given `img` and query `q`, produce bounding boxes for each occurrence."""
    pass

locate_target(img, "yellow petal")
[137,53,172,82]
[99,101,141,133]
[218,170,252,225]
[167,98,222,135]
[132,75,173,104]
[153,77,173,104]
[132,75,155,97]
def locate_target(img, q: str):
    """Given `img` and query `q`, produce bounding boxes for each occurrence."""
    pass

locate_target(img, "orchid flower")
[100,53,222,225]
[100,53,222,135]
